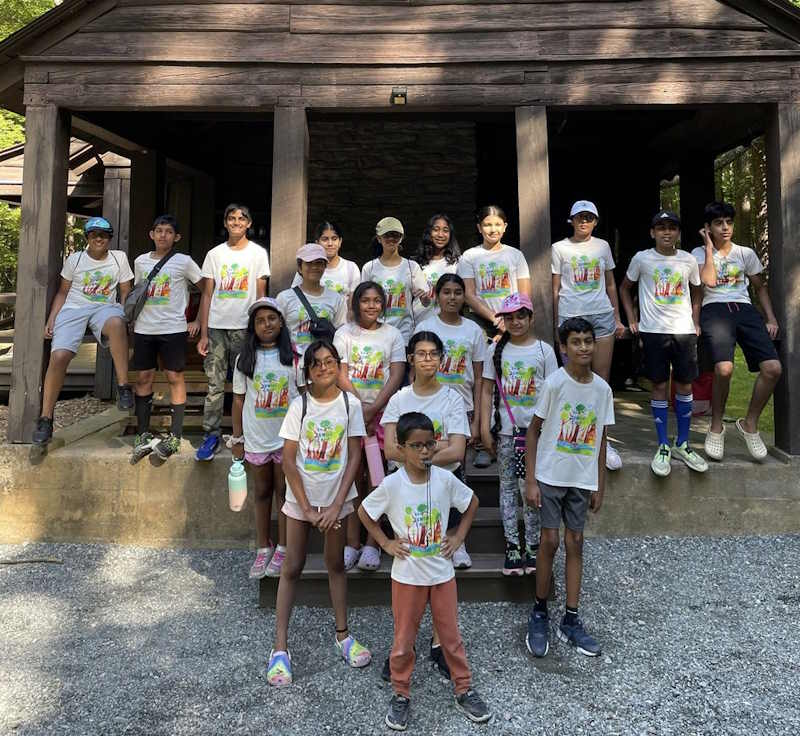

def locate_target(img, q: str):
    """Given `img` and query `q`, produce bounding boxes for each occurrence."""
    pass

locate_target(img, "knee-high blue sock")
[675,393,693,446]
[651,400,669,446]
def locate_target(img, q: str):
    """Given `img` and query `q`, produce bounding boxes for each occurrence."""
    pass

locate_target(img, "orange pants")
[390,578,471,697]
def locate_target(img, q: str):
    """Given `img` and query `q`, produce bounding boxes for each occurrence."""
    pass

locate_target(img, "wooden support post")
[129,150,161,260]
[8,105,71,443]
[269,106,309,295]
[516,106,553,344]
[766,102,800,455]
[679,157,717,247]
[95,162,132,400]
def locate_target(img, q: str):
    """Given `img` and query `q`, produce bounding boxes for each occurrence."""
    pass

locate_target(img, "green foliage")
[0,202,20,292]
[0,0,56,42]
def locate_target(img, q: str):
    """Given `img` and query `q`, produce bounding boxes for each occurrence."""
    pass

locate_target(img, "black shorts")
[699,302,779,372]
[640,332,699,384]
[132,332,187,372]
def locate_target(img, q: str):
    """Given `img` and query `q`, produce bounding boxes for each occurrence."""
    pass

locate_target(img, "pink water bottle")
[364,435,385,487]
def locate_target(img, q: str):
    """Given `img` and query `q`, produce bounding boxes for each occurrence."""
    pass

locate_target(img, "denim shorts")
[559,310,616,339]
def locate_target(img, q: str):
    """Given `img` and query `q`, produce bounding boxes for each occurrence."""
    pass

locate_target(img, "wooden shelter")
[1,0,799,453]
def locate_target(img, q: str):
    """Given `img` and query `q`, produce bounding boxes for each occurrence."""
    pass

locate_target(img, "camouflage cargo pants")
[202,328,248,436]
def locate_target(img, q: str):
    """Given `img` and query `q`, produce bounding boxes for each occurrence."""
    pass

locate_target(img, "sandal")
[267,649,292,687]
[336,635,372,668]
[704,426,725,461]
[736,418,767,461]
[356,545,381,571]
[343,545,361,571]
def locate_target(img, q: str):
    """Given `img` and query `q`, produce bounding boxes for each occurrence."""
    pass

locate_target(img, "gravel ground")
[1,536,798,736]
[0,395,109,442]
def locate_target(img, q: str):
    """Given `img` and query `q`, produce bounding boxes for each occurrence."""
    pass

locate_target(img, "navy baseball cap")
[651,210,681,227]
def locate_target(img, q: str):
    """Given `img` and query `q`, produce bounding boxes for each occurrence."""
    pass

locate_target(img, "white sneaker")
[452,543,472,569]
[605,444,622,470]
[650,444,672,477]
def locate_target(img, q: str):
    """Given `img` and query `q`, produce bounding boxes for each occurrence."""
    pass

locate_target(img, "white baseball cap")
[569,200,599,219]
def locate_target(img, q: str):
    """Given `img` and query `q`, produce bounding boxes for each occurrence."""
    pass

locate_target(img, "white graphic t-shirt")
[415,315,487,412]
[61,250,134,309]
[279,391,366,508]
[233,348,302,453]
[457,244,530,316]
[412,259,459,324]
[625,249,700,335]
[276,287,347,357]
[201,241,270,329]
[334,322,406,404]
[292,257,361,305]
[361,258,430,342]
[483,339,558,436]
[133,252,202,335]
[381,384,470,472]
[533,367,615,492]
[361,466,473,586]
[690,243,762,307]
[552,237,615,317]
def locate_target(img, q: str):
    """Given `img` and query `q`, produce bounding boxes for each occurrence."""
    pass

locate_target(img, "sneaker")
[503,542,525,576]
[429,641,451,680]
[525,609,549,657]
[557,616,601,657]
[473,449,493,468]
[153,433,181,460]
[605,444,622,470]
[672,441,709,473]
[195,434,220,462]
[381,655,391,683]
[32,416,53,445]
[452,543,472,570]
[650,444,672,477]
[265,548,285,577]
[386,694,410,731]
[524,545,537,575]
[117,384,134,411]
[131,431,158,465]
[249,547,274,579]
[454,689,492,724]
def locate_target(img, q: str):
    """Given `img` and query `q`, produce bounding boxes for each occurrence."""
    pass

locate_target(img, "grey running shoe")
[131,432,158,465]
[454,689,492,723]
[32,416,53,446]
[526,609,549,657]
[557,616,601,657]
[429,641,451,681]
[385,694,410,731]
[153,433,181,460]
[117,384,134,411]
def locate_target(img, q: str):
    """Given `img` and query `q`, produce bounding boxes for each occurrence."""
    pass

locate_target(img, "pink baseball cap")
[495,292,533,317]
[248,296,283,318]
[296,242,329,262]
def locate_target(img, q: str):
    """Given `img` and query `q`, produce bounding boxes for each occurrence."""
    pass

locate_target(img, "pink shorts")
[282,500,354,522]
[245,449,283,466]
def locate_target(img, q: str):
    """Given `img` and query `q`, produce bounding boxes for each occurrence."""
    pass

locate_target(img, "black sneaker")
[117,384,134,411]
[385,694,410,731]
[153,433,180,460]
[381,655,391,682]
[454,689,492,723]
[130,431,157,465]
[524,545,537,575]
[32,416,53,445]
[429,640,451,681]
[503,542,525,576]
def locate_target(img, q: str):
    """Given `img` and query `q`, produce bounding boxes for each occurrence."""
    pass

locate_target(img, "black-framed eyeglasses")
[404,440,437,451]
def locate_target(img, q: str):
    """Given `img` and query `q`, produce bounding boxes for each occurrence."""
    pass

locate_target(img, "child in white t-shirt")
[412,213,461,324]
[196,204,270,460]
[480,293,557,577]
[231,297,302,580]
[33,217,134,446]
[267,339,371,687]
[524,317,614,661]
[130,215,202,464]
[334,281,405,571]
[359,412,490,730]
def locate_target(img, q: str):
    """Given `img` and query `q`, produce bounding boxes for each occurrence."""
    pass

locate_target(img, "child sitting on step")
[358,411,490,731]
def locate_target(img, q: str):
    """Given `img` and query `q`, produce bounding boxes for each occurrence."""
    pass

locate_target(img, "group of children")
[34,198,781,730]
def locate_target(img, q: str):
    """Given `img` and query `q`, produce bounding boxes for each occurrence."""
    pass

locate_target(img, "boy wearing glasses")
[359,412,490,730]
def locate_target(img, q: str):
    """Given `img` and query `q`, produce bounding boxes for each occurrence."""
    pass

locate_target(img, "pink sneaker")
[249,547,274,579]
[265,547,286,577]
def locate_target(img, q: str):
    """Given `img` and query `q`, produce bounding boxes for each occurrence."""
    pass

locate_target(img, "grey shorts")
[51,303,125,353]
[559,310,616,339]
[539,481,592,532]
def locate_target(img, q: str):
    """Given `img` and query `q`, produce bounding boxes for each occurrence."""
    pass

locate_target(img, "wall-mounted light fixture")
[390,87,407,106]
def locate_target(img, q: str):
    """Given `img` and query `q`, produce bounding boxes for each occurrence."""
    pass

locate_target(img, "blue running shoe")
[557,616,601,657]
[195,434,220,461]
[525,610,549,657]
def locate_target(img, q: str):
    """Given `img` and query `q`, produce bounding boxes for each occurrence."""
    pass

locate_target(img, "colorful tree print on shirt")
[218,263,249,299]
[556,402,598,455]
[404,503,443,557]
[304,418,346,472]
[476,262,512,299]
[712,257,744,290]
[81,270,114,302]
[438,340,469,384]
[146,272,172,305]
[349,345,385,391]
[296,306,334,345]
[252,372,290,418]
[569,255,602,291]
[500,360,539,408]
[652,267,685,305]
[382,279,408,317]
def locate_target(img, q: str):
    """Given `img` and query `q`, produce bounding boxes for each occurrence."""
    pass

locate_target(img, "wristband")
[223,434,245,448]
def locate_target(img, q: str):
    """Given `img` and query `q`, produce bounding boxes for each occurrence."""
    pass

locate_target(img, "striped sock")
[651,399,669,446]
[675,393,693,446]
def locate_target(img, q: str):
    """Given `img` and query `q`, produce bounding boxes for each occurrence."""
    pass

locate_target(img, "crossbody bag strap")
[293,286,321,327]
[144,249,176,289]
[494,374,518,428]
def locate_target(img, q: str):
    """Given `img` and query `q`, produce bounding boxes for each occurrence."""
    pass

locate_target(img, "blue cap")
[84,217,114,235]
[569,200,599,219]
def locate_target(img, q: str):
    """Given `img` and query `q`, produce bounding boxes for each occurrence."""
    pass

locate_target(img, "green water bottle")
[228,459,247,512]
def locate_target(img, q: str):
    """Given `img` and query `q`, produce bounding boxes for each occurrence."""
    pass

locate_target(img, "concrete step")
[259,553,541,607]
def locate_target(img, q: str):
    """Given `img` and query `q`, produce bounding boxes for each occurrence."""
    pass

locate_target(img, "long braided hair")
[490,330,512,439]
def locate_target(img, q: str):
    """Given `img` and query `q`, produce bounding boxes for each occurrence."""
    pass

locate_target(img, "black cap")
[651,210,681,227]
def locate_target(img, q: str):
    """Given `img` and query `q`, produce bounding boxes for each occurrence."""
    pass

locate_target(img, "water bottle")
[364,435,385,487]
[228,459,248,512]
